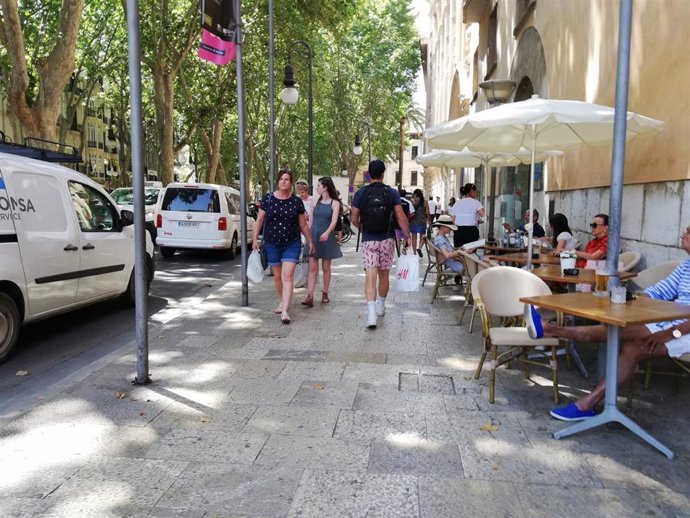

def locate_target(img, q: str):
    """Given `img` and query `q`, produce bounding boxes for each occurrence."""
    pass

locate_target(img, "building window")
[411,146,418,159]
[395,170,402,186]
[411,170,418,186]
[514,0,537,37]
[486,5,498,79]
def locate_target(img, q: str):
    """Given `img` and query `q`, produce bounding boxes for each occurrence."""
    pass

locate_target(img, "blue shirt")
[643,258,690,305]
[352,183,401,242]
[433,234,464,273]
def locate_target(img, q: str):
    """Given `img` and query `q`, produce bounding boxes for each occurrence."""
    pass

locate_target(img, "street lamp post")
[352,120,371,164]
[281,40,313,194]
[478,79,516,244]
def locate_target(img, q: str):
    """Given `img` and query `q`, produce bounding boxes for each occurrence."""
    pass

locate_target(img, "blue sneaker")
[524,304,543,339]
[550,403,596,422]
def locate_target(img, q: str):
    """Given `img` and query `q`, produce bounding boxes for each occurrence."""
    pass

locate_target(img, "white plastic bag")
[293,258,307,287]
[396,251,420,292]
[247,250,265,283]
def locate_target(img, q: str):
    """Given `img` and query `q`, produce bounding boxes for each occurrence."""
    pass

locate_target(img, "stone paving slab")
[288,379,359,409]
[143,429,268,464]
[243,405,339,437]
[254,435,370,471]
[333,410,428,445]
[287,469,419,517]
[368,437,462,475]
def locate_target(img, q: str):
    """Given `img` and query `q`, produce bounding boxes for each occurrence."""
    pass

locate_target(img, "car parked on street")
[110,181,163,243]
[0,152,155,363]
[155,182,254,259]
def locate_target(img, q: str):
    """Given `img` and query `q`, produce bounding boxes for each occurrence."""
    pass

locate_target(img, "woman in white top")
[448,183,485,248]
[547,212,578,254]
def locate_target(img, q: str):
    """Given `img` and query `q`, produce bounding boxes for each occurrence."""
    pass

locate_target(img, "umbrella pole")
[526,128,536,269]
[485,158,497,244]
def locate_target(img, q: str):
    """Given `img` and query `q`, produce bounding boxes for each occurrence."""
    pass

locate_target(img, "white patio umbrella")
[416,147,562,242]
[425,95,663,266]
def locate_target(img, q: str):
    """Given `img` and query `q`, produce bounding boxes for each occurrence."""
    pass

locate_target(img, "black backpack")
[360,183,393,234]
[394,198,410,230]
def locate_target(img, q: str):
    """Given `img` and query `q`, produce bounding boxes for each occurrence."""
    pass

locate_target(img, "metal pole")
[607,0,633,289]
[126,0,149,384]
[487,164,497,244]
[268,0,275,192]
[307,48,313,195]
[235,0,249,307]
[526,133,536,269]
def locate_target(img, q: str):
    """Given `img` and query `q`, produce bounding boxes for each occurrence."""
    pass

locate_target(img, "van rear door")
[1,161,80,315]
[159,186,224,240]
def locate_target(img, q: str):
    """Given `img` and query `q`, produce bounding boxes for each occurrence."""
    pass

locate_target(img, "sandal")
[274,305,283,314]
[301,294,314,307]
[281,311,291,324]
[322,292,330,304]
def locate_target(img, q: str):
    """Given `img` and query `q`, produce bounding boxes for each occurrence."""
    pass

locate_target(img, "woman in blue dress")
[301,176,343,306]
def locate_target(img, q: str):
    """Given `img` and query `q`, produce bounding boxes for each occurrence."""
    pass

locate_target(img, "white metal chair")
[472,266,562,403]
[618,251,642,272]
[631,260,682,291]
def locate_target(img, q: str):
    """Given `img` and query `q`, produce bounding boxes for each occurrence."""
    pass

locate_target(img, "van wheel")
[224,234,238,260]
[120,263,151,307]
[0,293,21,364]
[160,247,175,258]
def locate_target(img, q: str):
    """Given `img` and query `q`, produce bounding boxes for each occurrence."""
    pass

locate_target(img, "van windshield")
[161,188,220,213]
[111,188,160,206]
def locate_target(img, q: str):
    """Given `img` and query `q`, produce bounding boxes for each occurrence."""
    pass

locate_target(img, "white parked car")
[110,181,162,243]
[0,152,155,362]
[155,182,254,259]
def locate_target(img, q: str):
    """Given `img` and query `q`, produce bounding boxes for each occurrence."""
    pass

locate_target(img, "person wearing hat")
[432,214,465,274]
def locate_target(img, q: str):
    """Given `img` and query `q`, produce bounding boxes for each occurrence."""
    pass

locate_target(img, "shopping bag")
[293,258,307,287]
[396,251,420,292]
[247,250,265,283]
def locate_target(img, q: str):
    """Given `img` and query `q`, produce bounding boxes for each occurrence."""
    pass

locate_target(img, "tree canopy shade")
[0,0,421,193]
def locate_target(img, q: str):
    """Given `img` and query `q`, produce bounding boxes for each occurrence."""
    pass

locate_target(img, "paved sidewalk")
[1,241,689,517]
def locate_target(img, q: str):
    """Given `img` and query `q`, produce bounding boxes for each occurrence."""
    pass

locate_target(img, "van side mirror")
[120,209,134,227]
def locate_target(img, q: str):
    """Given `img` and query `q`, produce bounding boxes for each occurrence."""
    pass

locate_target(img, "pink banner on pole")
[197,29,236,65]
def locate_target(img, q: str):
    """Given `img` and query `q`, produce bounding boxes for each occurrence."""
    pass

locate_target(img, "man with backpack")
[350,160,411,329]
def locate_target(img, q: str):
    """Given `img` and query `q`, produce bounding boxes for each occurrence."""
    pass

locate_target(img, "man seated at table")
[531,224,690,421]
[518,209,546,238]
[575,213,609,268]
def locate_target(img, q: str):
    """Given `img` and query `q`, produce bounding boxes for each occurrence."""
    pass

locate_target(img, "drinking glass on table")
[594,260,609,297]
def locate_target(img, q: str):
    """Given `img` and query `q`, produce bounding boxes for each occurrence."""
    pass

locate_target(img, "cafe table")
[520,292,690,459]
[529,267,638,379]
[482,244,527,255]
[488,252,561,266]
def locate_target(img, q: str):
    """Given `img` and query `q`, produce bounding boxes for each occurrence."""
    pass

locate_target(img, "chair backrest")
[474,266,552,318]
[458,249,492,279]
[428,241,445,268]
[618,251,641,272]
[633,260,683,290]
[425,239,439,266]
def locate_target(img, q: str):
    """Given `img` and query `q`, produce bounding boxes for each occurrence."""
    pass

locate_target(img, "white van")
[155,182,254,259]
[110,181,163,243]
[0,152,155,363]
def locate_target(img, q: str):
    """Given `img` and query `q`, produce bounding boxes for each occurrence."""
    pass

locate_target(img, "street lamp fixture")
[352,120,372,164]
[479,79,517,244]
[281,41,313,193]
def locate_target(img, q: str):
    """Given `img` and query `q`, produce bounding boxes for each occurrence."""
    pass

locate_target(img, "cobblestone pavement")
[1,241,689,517]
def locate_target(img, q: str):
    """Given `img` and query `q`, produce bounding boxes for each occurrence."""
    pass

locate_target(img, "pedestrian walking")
[294,179,312,288]
[447,183,485,248]
[302,176,343,307]
[428,196,438,223]
[252,168,314,324]
[410,189,430,257]
[350,160,411,329]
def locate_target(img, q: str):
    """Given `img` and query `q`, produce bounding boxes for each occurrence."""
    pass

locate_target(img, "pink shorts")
[362,239,395,270]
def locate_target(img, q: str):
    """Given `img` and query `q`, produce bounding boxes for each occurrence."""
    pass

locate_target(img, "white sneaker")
[367,306,378,329]
[375,299,386,317]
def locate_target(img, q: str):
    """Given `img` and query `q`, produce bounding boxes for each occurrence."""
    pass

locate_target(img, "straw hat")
[433,214,458,231]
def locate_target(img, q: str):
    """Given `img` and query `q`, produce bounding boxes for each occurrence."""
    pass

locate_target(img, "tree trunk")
[1,0,84,141]
[152,71,176,184]
[398,117,405,186]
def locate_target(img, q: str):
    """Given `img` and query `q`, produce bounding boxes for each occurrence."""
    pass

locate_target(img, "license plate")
[178,221,200,228]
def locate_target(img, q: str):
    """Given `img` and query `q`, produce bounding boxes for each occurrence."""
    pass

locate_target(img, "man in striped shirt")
[545,226,690,422]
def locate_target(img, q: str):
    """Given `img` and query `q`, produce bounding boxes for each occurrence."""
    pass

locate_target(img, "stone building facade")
[422,0,690,267]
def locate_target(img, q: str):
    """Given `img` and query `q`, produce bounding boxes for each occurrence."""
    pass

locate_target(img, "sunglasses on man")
[590,222,606,229]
